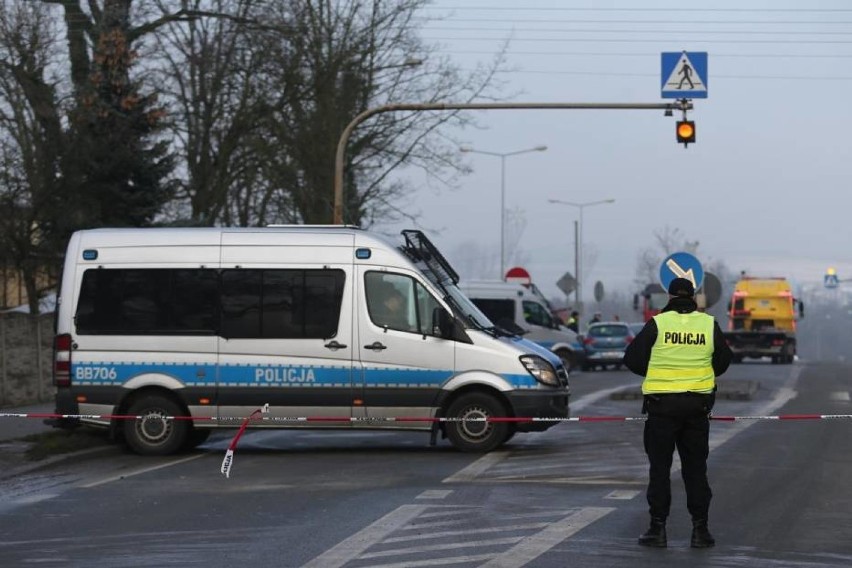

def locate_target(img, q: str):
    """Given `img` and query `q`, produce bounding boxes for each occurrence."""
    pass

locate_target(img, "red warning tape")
[3,412,852,423]
[4,410,851,478]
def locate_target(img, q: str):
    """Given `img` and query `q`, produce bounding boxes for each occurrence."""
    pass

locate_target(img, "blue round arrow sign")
[659,252,704,292]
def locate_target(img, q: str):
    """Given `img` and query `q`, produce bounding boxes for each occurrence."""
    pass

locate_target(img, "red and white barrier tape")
[220,403,268,478]
[3,412,852,423]
[4,410,851,479]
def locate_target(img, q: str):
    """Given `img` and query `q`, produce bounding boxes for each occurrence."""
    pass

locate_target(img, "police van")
[52,227,570,455]
[459,280,583,371]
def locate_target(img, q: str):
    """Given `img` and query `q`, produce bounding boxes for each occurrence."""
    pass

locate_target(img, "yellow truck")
[725,277,804,364]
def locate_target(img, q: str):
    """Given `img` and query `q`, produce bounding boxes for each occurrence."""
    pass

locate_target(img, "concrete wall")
[0,313,54,408]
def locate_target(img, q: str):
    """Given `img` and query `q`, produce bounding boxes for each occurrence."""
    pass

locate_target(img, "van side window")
[523,300,553,327]
[221,269,345,339]
[365,272,425,333]
[76,269,218,335]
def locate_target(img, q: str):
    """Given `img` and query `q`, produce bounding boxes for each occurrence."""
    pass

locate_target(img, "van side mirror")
[432,307,455,338]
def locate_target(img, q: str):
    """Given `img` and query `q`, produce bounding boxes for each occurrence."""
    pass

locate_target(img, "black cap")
[668,277,695,297]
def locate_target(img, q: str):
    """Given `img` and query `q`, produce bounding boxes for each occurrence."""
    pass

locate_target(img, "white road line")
[358,536,524,559]
[478,507,614,568]
[302,504,429,568]
[382,523,551,544]
[604,489,641,500]
[416,490,453,499]
[80,454,204,488]
[443,385,629,484]
[358,553,495,568]
[830,391,851,402]
[416,506,479,519]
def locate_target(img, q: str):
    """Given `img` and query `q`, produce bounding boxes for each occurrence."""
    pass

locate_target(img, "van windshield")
[443,284,495,329]
[398,230,501,333]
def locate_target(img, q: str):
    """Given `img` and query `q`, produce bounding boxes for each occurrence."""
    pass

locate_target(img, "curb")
[609,380,761,401]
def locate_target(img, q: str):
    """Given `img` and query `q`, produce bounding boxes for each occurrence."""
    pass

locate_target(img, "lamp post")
[460,145,548,278]
[547,198,616,309]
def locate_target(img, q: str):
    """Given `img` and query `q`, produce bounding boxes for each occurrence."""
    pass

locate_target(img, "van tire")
[123,395,189,456]
[445,392,509,453]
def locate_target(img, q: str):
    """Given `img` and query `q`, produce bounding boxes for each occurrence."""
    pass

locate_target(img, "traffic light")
[676,120,695,147]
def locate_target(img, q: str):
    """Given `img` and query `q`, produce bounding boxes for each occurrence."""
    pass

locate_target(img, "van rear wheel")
[123,395,189,456]
[445,393,509,453]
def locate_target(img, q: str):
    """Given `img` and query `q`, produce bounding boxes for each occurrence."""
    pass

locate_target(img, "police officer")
[566,311,580,333]
[623,277,732,549]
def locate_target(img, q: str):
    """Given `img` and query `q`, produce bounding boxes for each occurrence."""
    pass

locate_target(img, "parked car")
[582,322,635,371]
[628,322,646,337]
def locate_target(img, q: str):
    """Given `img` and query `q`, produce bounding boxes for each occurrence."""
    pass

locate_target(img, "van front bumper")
[507,390,570,432]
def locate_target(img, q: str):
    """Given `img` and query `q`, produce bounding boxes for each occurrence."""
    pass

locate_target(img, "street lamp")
[547,198,616,309]
[460,145,548,278]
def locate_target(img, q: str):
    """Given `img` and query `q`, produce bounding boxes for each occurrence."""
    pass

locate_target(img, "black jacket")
[623,297,733,378]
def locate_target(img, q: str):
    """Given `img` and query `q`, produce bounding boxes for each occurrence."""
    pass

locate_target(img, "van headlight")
[519,355,559,386]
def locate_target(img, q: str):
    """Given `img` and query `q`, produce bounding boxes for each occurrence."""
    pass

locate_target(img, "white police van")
[52,227,570,455]
[459,280,583,371]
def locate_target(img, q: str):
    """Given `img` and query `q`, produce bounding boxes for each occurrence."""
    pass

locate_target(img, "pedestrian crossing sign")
[661,51,708,99]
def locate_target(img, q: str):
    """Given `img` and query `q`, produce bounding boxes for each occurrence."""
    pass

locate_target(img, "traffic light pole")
[332,100,693,224]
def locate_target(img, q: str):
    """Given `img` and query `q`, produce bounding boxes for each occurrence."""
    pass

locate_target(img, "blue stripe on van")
[70,363,541,389]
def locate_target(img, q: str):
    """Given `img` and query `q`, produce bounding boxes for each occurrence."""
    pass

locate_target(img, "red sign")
[505,266,532,285]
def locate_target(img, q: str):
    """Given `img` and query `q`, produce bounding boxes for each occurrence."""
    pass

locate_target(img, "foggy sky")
[376,0,852,303]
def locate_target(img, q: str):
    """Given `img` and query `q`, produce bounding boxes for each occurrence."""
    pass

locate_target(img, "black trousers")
[643,392,714,521]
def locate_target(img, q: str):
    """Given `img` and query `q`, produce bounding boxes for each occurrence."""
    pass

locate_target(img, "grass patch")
[22,428,111,461]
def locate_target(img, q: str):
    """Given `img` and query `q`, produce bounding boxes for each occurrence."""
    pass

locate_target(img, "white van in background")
[459,280,584,371]
[51,227,570,455]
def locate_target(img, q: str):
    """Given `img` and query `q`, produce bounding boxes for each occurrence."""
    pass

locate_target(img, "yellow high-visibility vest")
[643,310,715,394]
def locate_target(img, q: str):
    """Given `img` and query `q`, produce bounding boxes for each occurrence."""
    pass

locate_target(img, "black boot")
[691,519,715,548]
[638,517,667,547]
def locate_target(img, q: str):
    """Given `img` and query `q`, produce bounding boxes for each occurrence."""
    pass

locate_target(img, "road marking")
[443,385,630,483]
[830,391,851,402]
[383,523,552,544]
[478,507,613,568]
[358,536,525,559]
[303,504,429,568]
[80,454,204,488]
[604,489,641,500]
[416,490,453,499]
[304,505,612,568]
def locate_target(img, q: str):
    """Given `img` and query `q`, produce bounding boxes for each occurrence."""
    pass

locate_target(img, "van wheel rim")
[456,406,492,442]
[137,410,172,444]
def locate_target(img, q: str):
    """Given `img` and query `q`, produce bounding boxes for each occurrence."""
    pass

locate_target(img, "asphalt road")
[2,355,850,567]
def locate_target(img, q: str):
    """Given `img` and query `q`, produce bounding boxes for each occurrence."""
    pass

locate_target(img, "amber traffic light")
[676,120,695,147]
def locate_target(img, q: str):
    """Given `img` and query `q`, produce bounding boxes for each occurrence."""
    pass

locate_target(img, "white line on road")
[302,504,429,568]
[416,490,453,499]
[478,507,614,568]
[604,489,641,500]
[80,454,204,488]
[443,385,630,483]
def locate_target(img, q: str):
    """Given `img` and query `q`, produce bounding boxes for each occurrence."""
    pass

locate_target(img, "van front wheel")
[445,393,509,453]
[123,395,189,456]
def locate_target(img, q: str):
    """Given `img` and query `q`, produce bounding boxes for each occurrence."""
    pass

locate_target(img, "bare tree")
[252,0,504,226]
[0,1,63,312]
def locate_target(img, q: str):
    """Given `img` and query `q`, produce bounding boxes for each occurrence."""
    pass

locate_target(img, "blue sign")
[661,52,708,99]
[825,273,839,289]
[659,252,704,292]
